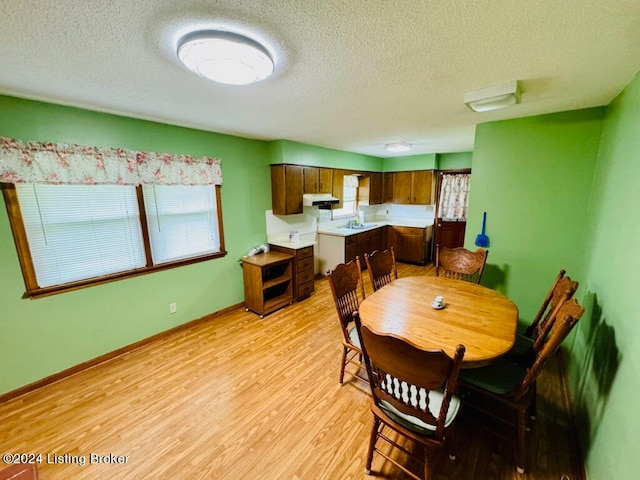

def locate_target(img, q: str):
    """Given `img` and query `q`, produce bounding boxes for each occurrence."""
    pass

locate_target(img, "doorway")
[433,169,472,259]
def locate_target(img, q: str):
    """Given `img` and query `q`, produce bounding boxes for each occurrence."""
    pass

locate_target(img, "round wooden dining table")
[358,276,519,368]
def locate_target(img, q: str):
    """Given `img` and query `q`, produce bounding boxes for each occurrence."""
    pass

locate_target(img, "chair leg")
[530,383,537,421]
[447,425,457,461]
[424,447,432,480]
[516,408,527,474]
[365,416,380,474]
[339,347,347,384]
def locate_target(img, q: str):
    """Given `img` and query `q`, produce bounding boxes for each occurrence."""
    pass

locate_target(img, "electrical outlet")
[169,302,177,314]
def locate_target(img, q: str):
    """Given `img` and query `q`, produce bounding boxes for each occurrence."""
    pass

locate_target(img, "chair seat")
[379,392,461,436]
[503,334,535,367]
[459,359,527,396]
[348,325,361,348]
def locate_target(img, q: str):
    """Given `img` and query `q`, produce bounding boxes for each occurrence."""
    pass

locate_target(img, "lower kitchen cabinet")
[345,227,383,268]
[269,244,315,301]
[241,251,294,318]
[387,226,429,264]
[318,227,384,273]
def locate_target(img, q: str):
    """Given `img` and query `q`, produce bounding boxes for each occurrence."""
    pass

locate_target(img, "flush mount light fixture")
[384,142,412,153]
[464,80,521,112]
[177,30,274,85]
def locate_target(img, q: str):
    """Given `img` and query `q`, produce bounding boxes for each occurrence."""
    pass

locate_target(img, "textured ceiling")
[1,0,639,157]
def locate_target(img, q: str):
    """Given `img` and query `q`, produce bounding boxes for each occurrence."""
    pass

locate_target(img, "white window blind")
[332,174,358,218]
[142,185,220,264]
[16,184,146,288]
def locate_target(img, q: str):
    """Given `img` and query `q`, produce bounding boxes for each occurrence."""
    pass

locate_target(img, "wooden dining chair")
[458,298,585,474]
[327,258,367,385]
[353,311,465,480]
[505,270,579,367]
[435,246,488,284]
[364,247,398,292]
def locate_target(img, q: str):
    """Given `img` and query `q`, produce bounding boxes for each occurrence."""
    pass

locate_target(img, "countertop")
[317,219,433,237]
[268,233,317,250]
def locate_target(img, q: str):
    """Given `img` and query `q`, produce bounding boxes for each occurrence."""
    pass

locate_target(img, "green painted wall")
[467,109,604,324]
[566,72,640,479]
[268,139,382,171]
[468,91,640,478]
[437,151,473,170]
[0,95,272,395]
[382,153,437,172]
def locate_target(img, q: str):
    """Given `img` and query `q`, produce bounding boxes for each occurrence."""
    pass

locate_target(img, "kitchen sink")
[348,223,378,230]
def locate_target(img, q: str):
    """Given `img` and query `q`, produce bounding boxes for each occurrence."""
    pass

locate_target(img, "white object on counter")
[289,230,300,243]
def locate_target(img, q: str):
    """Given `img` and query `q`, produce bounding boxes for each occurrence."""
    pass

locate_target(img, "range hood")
[303,193,339,208]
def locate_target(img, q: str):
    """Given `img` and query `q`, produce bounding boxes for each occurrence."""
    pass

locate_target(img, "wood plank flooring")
[0,263,583,479]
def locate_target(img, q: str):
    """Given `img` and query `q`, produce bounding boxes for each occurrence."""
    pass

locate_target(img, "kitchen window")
[3,183,225,298]
[332,174,359,219]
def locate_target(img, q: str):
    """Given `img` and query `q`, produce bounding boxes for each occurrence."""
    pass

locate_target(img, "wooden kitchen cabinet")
[332,168,345,208]
[357,172,383,206]
[383,172,394,204]
[368,172,383,205]
[302,167,333,194]
[387,170,435,205]
[387,226,427,264]
[344,227,384,269]
[411,170,434,204]
[242,251,294,318]
[271,164,304,215]
[392,171,413,204]
[269,244,315,301]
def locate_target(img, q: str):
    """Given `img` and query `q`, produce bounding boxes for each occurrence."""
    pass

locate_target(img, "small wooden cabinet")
[387,226,427,264]
[386,170,435,205]
[271,164,304,215]
[303,167,333,194]
[242,251,294,318]
[345,227,384,268]
[269,244,315,301]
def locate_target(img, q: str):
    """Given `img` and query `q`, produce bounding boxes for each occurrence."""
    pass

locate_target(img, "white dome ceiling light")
[177,30,275,85]
[464,80,521,112]
[384,142,412,153]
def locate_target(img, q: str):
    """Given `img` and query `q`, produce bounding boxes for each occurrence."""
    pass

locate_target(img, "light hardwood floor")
[0,263,583,479]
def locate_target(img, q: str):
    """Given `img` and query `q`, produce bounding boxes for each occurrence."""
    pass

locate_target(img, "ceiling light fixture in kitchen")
[177,30,274,85]
[384,142,412,153]
[464,80,521,112]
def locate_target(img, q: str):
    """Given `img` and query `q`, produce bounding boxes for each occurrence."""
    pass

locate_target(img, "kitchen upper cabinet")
[357,172,383,206]
[302,167,333,194]
[411,170,434,204]
[369,172,383,205]
[383,172,394,204]
[271,164,303,215]
[392,171,413,204]
[331,169,345,208]
[389,170,435,205]
[319,168,333,193]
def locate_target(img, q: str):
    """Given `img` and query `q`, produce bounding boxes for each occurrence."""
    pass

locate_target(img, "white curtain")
[0,136,222,186]
[438,173,471,220]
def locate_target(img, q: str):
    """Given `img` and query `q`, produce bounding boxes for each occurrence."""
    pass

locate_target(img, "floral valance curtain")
[438,173,471,220]
[0,137,222,186]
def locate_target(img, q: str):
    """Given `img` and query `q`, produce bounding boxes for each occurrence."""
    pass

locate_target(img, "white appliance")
[302,193,339,208]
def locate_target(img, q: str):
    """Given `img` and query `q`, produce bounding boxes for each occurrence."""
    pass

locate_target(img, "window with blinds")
[16,184,146,287]
[332,174,359,219]
[142,185,221,264]
[7,183,226,296]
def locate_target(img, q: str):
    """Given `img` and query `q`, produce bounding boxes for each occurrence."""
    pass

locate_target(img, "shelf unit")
[241,251,294,318]
[269,244,315,301]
